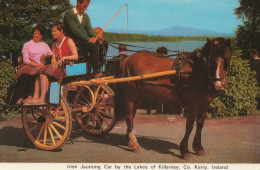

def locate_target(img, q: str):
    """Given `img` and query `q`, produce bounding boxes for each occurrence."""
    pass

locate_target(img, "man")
[113,44,127,62]
[156,46,168,56]
[106,44,128,76]
[250,49,260,81]
[63,0,103,76]
[250,49,260,109]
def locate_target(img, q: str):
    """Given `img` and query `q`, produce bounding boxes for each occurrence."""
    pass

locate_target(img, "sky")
[70,0,242,34]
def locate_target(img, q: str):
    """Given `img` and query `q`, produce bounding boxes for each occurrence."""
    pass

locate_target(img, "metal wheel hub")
[37,116,46,123]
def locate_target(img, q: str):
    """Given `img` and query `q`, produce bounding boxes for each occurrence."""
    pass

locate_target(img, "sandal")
[24,98,38,105]
[16,98,24,105]
[24,96,33,103]
[24,99,46,105]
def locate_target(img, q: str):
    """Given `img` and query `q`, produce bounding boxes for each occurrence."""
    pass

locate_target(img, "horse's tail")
[113,83,126,121]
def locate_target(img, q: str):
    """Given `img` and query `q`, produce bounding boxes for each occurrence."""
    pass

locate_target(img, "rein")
[108,41,183,58]
[196,47,229,83]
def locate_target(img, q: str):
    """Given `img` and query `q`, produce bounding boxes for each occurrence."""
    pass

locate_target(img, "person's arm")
[51,44,58,68]
[64,10,90,42]
[40,43,53,64]
[22,43,30,65]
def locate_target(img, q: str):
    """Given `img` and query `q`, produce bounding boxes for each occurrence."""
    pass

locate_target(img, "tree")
[0,0,72,65]
[234,0,260,58]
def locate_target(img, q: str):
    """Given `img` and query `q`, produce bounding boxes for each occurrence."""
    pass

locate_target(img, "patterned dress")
[14,40,52,80]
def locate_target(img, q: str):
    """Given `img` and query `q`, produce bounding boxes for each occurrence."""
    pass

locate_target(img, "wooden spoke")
[79,93,91,105]
[98,114,110,127]
[36,125,45,141]
[29,124,39,132]
[99,110,114,119]
[48,127,56,145]
[96,116,104,131]
[22,96,72,151]
[43,126,47,145]
[52,121,65,130]
[74,84,115,136]
[79,112,91,120]
[50,124,62,139]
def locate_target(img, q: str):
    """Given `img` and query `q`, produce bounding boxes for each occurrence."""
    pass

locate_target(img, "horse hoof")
[182,153,191,160]
[197,149,206,156]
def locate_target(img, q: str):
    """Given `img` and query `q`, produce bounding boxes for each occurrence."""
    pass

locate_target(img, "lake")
[106,41,206,59]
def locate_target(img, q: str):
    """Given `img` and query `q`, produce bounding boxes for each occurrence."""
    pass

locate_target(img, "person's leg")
[77,40,100,72]
[32,76,40,100]
[38,74,49,103]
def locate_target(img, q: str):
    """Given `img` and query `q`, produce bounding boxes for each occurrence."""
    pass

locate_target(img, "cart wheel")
[74,84,115,136]
[22,96,72,151]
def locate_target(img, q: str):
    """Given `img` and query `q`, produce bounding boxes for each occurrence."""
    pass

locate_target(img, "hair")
[77,0,90,3]
[118,44,126,52]
[52,22,64,32]
[251,49,258,56]
[34,24,46,36]
[94,27,103,34]
[156,46,168,55]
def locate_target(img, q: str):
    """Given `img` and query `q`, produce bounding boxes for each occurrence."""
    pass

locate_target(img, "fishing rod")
[96,4,128,39]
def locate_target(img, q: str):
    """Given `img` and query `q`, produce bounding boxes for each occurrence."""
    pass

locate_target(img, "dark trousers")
[75,39,100,71]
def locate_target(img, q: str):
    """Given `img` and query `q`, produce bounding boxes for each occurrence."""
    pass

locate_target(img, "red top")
[54,37,71,60]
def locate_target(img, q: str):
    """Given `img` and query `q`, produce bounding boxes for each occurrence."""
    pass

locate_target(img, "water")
[106,41,206,59]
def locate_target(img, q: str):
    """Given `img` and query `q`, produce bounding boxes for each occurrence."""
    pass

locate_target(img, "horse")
[114,37,231,159]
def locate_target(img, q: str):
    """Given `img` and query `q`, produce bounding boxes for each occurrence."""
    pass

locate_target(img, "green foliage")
[0,0,72,60]
[0,60,16,114]
[209,50,259,117]
[234,0,260,56]
[104,32,233,42]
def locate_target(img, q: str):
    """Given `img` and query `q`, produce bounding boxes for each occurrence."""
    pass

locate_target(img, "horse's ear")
[207,38,210,43]
[225,39,231,47]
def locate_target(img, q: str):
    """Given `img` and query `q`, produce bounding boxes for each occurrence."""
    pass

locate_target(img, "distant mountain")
[106,26,233,36]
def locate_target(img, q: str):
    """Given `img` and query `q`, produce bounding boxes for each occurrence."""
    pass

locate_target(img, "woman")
[51,22,78,68]
[15,24,52,105]
[43,22,78,82]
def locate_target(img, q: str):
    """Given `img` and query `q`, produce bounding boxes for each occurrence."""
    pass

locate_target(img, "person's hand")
[52,60,58,69]
[57,58,65,67]
[89,37,97,43]
[38,63,45,67]
[40,54,46,62]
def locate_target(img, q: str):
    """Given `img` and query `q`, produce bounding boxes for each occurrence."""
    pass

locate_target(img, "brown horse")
[114,37,231,159]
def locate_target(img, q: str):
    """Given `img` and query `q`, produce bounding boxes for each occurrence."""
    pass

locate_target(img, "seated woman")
[51,22,78,69]
[14,24,52,105]
[43,22,78,82]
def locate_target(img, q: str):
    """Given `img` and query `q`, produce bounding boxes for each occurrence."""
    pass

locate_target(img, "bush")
[209,50,259,118]
[0,59,16,115]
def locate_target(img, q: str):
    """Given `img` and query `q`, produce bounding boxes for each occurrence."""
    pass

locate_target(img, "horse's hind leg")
[180,107,197,159]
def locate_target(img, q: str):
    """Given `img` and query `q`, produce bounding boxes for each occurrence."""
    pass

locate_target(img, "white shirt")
[73,7,84,24]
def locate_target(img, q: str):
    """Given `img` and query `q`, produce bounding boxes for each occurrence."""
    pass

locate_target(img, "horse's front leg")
[125,99,142,153]
[192,113,206,156]
[180,107,197,159]
[192,98,212,156]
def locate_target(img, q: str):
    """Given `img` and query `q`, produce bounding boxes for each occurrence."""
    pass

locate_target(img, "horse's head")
[201,37,231,90]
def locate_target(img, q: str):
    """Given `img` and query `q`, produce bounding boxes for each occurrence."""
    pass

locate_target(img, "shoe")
[24,99,45,105]
[94,70,104,78]
[95,72,103,78]
[16,98,24,105]
[24,96,33,103]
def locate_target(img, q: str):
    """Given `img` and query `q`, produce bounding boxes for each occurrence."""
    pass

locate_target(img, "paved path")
[0,114,259,163]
